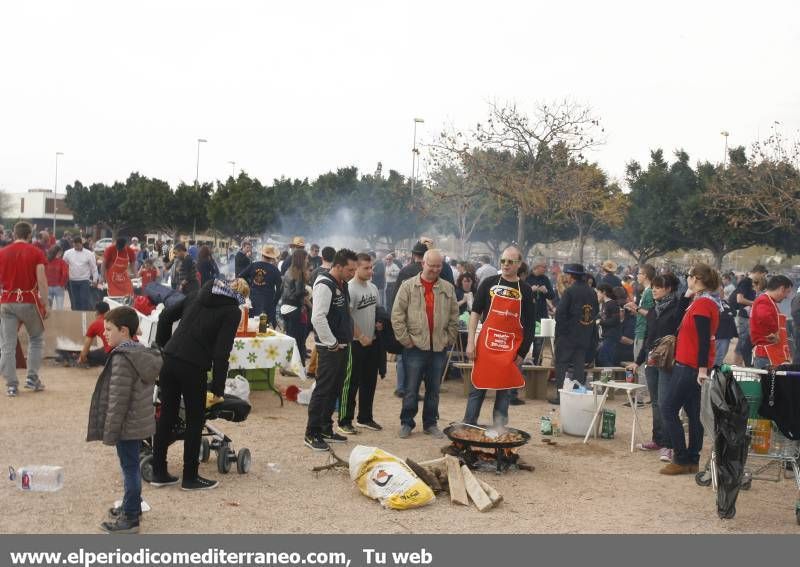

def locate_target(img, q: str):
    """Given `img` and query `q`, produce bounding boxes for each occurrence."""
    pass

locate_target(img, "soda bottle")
[9,465,64,492]
[540,416,552,435]
[258,313,268,334]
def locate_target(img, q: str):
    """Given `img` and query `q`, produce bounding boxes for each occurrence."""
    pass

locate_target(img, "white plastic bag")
[224,375,250,402]
[349,445,435,510]
[297,381,315,405]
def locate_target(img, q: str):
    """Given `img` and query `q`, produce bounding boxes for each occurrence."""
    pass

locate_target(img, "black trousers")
[306,346,349,436]
[152,355,207,481]
[339,341,379,426]
[554,337,588,392]
[284,308,308,365]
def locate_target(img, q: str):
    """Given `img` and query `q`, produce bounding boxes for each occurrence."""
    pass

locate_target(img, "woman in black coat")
[281,249,310,365]
[151,278,249,491]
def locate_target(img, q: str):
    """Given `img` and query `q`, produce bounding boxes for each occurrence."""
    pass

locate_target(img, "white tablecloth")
[227,333,306,379]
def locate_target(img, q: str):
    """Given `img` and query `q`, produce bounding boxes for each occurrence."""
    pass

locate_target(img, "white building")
[2,188,74,230]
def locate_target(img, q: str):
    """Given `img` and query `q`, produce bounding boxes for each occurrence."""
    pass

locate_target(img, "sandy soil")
[1,360,798,534]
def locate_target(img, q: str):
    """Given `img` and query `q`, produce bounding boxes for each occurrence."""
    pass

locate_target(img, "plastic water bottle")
[9,466,64,492]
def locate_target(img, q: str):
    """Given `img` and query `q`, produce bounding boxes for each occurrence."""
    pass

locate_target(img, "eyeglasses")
[499,259,520,265]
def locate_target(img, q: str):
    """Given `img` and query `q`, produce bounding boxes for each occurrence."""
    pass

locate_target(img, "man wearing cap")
[549,263,599,404]
[235,240,252,278]
[281,236,306,276]
[733,264,768,366]
[396,241,428,289]
[599,260,622,288]
[239,245,283,327]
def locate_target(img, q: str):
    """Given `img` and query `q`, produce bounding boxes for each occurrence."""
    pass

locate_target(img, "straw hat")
[601,260,618,273]
[261,245,278,259]
[291,236,305,248]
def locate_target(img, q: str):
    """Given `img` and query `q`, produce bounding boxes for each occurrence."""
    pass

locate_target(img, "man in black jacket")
[526,261,555,364]
[305,248,357,451]
[234,240,252,277]
[173,243,199,295]
[549,264,599,404]
[151,279,247,490]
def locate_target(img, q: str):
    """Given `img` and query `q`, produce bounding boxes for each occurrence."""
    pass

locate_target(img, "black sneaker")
[108,506,122,518]
[181,476,219,491]
[304,434,330,452]
[100,514,140,534]
[337,423,358,435]
[356,420,383,431]
[149,472,179,487]
[509,398,526,406]
[321,429,347,443]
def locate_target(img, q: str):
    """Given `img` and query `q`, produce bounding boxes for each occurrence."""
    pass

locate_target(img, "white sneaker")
[659,448,672,462]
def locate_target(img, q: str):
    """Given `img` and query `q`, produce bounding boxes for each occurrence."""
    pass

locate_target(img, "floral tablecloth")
[227,333,306,379]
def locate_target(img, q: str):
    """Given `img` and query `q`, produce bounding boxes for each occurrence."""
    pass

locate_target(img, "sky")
[1,0,799,194]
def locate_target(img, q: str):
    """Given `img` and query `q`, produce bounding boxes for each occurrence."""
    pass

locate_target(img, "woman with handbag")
[659,264,721,475]
[626,273,686,462]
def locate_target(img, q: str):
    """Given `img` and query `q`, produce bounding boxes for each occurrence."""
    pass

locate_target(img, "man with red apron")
[104,239,135,298]
[464,246,536,427]
[750,275,794,369]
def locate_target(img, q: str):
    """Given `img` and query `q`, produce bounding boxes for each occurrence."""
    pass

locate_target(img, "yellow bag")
[349,445,435,510]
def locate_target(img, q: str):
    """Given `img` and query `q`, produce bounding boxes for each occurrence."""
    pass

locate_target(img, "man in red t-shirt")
[0,222,50,397]
[78,302,112,366]
[750,275,794,369]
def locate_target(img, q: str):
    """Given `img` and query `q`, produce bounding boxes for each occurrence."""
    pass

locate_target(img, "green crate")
[738,380,763,419]
[240,368,276,391]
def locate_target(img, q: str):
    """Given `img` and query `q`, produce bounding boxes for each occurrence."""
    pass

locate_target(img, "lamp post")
[195,138,207,186]
[53,151,64,234]
[410,118,424,196]
[228,160,236,178]
[721,130,729,167]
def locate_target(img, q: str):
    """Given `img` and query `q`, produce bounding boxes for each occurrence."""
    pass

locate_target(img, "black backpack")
[727,287,740,314]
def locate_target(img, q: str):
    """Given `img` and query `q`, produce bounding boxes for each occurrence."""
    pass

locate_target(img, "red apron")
[472,283,525,390]
[107,248,133,297]
[756,296,790,365]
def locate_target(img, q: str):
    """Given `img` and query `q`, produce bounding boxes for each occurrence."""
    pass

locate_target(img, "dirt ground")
[1,360,798,534]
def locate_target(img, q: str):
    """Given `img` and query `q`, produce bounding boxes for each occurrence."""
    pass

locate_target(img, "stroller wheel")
[200,439,211,463]
[140,455,154,483]
[217,446,233,474]
[695,470,712,487]
[740,479,752,491]
[237,448,252,474]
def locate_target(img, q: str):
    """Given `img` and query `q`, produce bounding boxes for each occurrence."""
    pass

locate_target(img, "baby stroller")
[139,385,253,481]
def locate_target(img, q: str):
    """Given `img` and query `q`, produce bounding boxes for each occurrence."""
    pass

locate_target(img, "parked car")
[93,238,113,258]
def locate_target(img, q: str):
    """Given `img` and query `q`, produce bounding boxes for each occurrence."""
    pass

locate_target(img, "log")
[417,457,447,468]
[476,478,503,507]
[445,455,468,505]
[460,465,493,512]
[405,458,442,493]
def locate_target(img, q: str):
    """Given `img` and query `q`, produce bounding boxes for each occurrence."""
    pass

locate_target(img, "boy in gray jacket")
[87,306,162,534]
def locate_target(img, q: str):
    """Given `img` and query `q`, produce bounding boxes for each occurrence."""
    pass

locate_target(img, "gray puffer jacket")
[87,345,162,445]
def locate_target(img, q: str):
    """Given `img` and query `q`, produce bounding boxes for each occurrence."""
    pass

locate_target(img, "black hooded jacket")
[156,280,241,393]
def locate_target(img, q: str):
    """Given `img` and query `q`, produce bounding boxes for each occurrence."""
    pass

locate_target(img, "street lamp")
[721,131,730,167]
[228,160,236,178]
[195,138,207,185]
[411,118,424,196]
[53,151,64,234]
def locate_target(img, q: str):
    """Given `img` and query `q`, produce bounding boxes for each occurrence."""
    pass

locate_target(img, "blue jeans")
[67,280,91,311]
[400,347,446,430]
[657,367,674,448]
[714,338,731,367]
[48,286,65,310]
[115,439,142,517]
[395,355,406,394]
[661,363,703,465]
[645,365,668,447]
[596,338,617,367]
[753,356,770,370]
[463,386,511,427]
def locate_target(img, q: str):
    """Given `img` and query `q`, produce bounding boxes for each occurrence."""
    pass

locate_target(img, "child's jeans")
[116,440,142,517]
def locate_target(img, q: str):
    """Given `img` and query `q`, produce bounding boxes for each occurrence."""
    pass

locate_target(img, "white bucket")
[559,388,598,436]
[539,318,555,337]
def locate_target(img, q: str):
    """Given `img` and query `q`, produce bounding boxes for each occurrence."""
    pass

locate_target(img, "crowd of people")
[2,219,800,532]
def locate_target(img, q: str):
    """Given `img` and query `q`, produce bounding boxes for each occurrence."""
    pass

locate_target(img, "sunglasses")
[499,259,520,265]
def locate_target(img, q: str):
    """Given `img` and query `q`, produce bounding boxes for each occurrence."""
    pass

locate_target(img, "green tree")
[208,173,275,241]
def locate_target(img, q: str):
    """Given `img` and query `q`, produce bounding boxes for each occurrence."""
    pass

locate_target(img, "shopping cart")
[726,365,800,525]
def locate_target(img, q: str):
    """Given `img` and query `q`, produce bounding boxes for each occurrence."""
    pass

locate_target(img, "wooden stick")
[311,449,349,473]
[476,478,503,506]
[405,458,442,493]
[445,455,468,505]
[417,456,447,467]
[460,465,493,512]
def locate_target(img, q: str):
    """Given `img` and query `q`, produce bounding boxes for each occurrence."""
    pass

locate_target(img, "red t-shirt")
[750,293,780,351]
[103,245,136,267]
[86,316,112,352]
[420,276,436,346]
[46,258,69,287]
[0,242,47,304]
[139,268,158,288]
[675,296,720,369]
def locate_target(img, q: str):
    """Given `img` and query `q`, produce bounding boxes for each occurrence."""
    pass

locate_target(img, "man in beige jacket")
[391,249,459,439]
